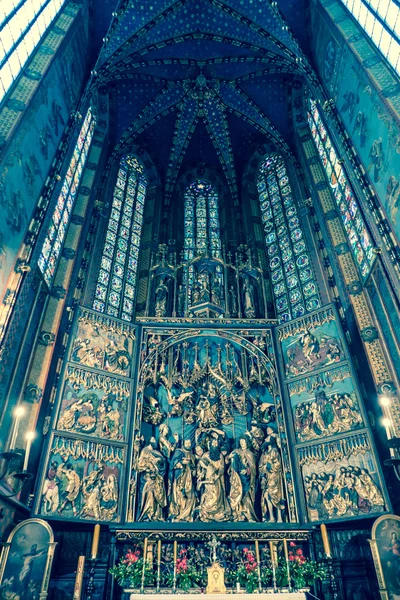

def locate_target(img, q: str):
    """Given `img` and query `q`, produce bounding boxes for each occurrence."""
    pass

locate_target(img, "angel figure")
[166,387,193,418]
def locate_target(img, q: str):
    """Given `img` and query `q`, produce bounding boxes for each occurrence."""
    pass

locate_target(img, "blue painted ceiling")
[90,0,312,202]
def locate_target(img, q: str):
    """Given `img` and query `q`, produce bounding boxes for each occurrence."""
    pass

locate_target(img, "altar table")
[125,593,308,600]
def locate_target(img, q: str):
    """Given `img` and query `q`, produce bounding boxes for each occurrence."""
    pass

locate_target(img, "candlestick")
[173,541,177,593]
[283,540,292,592]
[269,541,277,593]
[23,431,35,471]
[9,406,25,450]
[254,540,262,593]
[73,556,85,600]
[141,537,148,593]
[320,523,332,558]
[91,524,100,559]
[157,540,162,593]
[254,540,260,564]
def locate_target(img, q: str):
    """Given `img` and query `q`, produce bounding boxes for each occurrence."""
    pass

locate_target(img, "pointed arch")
[93,154,148,322]
[183,179,222,261]
[257,153,321,323]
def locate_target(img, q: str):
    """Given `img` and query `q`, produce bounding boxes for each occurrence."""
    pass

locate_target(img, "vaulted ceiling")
[89,0,313,203]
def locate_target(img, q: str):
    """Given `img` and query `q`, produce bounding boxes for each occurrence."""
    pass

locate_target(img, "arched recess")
[127,328,298,524]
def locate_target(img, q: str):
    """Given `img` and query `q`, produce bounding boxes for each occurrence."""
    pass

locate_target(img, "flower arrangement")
[167,548,203,591]
[275,543,328,590]
[234,547,262,593]
[109,547,155,589]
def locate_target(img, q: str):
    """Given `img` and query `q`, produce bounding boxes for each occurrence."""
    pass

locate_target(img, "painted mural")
[39,436,123,522]
[337,54,400,243]
[288,364,364,442]
[70,308,135,377]
[312,2,400,245]
[128,327,298,524]
[0,18,87,302]
[299,433,386,522]
[56,365,130,441]
[278,307,344,379]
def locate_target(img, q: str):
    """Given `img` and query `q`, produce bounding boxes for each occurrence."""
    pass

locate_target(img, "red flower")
[289,555,295,562]
[290,542,296,548]
[243,547,249,553]
[296,549,303,556]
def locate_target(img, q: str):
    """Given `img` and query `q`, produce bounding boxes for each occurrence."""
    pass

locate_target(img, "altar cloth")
[125,593,307,599]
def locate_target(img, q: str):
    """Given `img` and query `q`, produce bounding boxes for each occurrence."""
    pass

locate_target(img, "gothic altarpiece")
[35,303,389,528]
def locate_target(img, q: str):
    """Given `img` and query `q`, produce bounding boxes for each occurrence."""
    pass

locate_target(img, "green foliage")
[109,549,155,589]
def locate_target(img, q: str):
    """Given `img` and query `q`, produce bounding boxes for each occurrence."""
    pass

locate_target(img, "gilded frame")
[370,513,400,600]
[0,518,56,600]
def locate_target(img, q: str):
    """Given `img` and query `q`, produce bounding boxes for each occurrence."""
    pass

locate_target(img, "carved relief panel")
[128,326,297,524]
[35,308,136,523]
[277,306,389,523]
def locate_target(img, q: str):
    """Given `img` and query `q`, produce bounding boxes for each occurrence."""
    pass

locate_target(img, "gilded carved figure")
[197,438,231,522]
[259,438,285,523]
[137,438,167,522]
[168,439,197,521]
[228,437,258,522]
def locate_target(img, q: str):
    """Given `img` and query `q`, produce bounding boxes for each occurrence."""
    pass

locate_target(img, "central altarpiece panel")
[128,324,297,525]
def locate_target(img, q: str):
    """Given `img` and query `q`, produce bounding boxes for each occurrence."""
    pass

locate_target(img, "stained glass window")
[257,154,321,323]
[93,155,147,322]
[38,106,95,287]
[184,180,222,306]
[184,180,222,260]
[339,0,400,75]
[0,0,66,104]
[308,100,375,280]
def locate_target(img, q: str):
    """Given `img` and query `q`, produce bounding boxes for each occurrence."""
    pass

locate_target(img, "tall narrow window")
[308,100,375,281]
[93,155,147,322]
[184,180,222,306]
[339,0,400,75]
[257,154,320,323]
[0,0,66,104]
[184,180,222,261]
[38,106,95,287]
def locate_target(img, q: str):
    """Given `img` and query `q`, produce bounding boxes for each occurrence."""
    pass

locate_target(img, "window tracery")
[38,106,95,287]
[93,155,147,322]
[0,0,65,104]
[308,99,375,280]
[257,154,320,323]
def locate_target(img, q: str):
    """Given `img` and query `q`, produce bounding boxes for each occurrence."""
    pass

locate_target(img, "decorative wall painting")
[56,365,130,441]
[0,519,56,600]
[70,308,135,377]
[39,436,123,522]
[278,308,344,379]
[370,514,400,600]
[288,364,364,442]
[299,433,386,523]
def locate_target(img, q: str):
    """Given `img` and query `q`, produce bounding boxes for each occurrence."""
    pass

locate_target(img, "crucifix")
[208,535,221,563]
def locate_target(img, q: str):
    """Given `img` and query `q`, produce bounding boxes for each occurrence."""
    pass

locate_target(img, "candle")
[283,539,289,561]
[173,540,177,563]
[254,539,260,564]
[157,539,162,565]
[143,537,148,562]
[9,406,25,450]
[269,541,277,566]
[320,523,332,558]
[91,524,100,559]
[23,431,35,472]
[236,582,240,593]
[73,555,85,600]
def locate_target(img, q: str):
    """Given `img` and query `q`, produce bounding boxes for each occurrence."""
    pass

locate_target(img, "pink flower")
[290,542,296,548]
[243,547,249,553]
[289,555,295,562]
[296,549,303,556]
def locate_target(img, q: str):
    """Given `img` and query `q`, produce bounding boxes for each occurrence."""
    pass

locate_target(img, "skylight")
[339,0,400,75]
[0,0,65,105]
